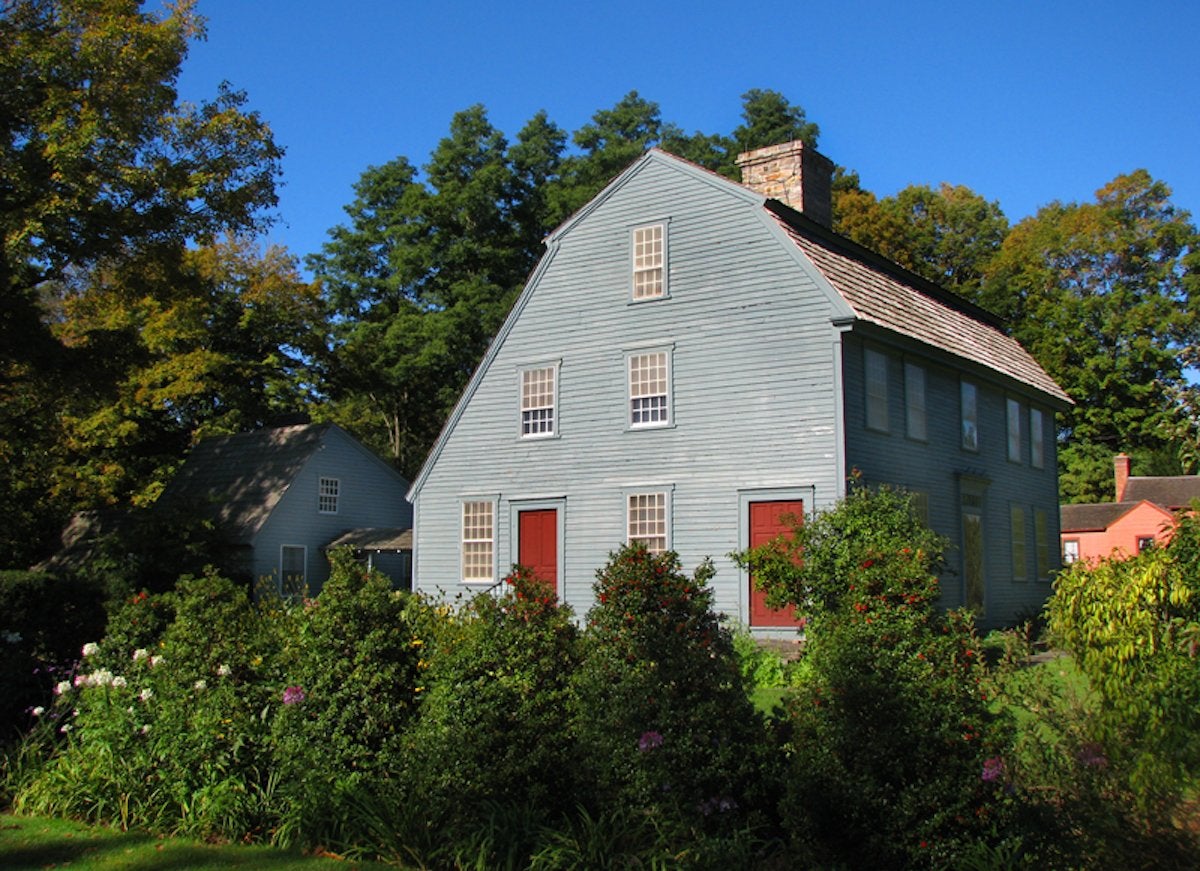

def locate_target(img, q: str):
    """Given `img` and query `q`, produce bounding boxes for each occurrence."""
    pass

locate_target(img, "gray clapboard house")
[155,423,412,594]
[407,142,1071,630]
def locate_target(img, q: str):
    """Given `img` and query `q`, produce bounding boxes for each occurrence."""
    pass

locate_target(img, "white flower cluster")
[132,648,149,662]
[81,642,100,657]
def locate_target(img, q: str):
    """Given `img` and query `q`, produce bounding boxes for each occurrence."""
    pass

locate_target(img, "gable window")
[461,500,494,582]
[961,381,979,452]
[521,365,557,437]
[627,491,668,554]
[1010,504,1027,582]
[1007,398,1022,463]
[628,350,670,427]
[318,477,339,514]
[864,348,889,432]
[1030,408,1046,469]
[632,223,665,300]
[1035,509,1051,579]
[905,361,926,441]
[280,545,306,597]
[1063,539,1080,564]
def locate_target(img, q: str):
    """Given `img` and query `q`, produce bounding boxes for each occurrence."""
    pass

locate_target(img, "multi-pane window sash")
[905,361,926,440]
[1030,408,1045,469]
[628,492,667,553]
[1007,398,1022,463]
[865,349,889,432]
[461,501,494,581]
[318,477,339,514]
[632,225,664,299]
[521,366,555,437]
[961,381,979,451]
[629,352,669,426]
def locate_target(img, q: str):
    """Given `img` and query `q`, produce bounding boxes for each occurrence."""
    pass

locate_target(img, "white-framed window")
[627,491,668,554]
[1137,536,1155,554]
[632,223,665,300]
[1062,538,1079,565]
[1034,509,1050,579]
[1010,504,1027,582]
[865,347,889,432]
[628,350,670,428]
[1030,408,1046,469]
[461,500,494,582]
[318,477,339,514]
[1007,398,1022,463]
[905,361,926,441]
[961,380,979,452]
[280,545,307,597]
[520,365,557,438]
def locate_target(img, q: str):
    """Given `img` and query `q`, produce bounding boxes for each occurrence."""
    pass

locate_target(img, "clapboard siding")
[413,155,842,619]
[254,429,412,594]
[411,149,1065,631]
[842,332,1062,627]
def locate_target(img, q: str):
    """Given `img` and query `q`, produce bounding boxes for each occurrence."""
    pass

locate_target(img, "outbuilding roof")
[1122,476,1200,511]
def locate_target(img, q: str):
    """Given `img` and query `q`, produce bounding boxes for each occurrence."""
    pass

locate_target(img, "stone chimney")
[1114,453,1131,501]
[736,140,835,228]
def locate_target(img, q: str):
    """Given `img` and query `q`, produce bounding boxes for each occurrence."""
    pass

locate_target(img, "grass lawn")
[0,813,398,870]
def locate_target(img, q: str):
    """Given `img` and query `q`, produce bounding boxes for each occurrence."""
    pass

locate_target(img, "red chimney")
[1114,453,1131,501]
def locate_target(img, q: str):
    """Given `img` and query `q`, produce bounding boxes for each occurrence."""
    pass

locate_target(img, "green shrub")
[570,544,772,829]
[1045,512,1200,835]
[737,481,1018,868]
[0,571,106,743]
[271,549,425,848]
[14,571,290,840]
[406,565,579,839]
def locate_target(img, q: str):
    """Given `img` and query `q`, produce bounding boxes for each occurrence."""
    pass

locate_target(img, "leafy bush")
[407,565,579,838]
[0,571,106,743]
[14,571,290,840]
[737,481,1017,868]
[271,549,425,848]
[1046,511,1200,830]
[570,544,772,829]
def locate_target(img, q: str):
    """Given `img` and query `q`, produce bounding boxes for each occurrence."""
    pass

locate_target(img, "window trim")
[630,221,668,302]
[626,347,673,430]
[518,362,560,439]
[318,476,340,514]
[460,498,497,584]
[1006,398,1022,464]
[961,380,979,452]
[904,360,927,442]
[864,347,889,433]
[1062,538,1080,565]
[624,487,673,554]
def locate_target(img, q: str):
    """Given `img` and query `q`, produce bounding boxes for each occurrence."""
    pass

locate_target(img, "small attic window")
[318,477,339,514]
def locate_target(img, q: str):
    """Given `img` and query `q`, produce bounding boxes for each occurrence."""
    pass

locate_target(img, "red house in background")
[1059,454,1198,564]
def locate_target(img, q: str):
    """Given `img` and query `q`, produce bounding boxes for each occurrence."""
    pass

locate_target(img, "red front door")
[749,500,806,627]
[518,508,558,594]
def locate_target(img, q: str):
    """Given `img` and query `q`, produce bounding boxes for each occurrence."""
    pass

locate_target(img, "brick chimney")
[1114,453,1131,501]
[736,140,835,228]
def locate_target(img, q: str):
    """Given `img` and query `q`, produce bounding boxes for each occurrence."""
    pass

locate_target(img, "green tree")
[834,180,1009,295]
[980,171,1200,501]
[0,0,283,565]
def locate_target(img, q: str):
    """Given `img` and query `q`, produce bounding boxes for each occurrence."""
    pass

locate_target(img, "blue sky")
[172,0,1200,272]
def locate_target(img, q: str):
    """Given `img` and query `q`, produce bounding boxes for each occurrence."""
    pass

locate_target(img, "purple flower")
[282,685,306,705]
[1076,742,1108,768]
[981,756,1005,782]
[638,730,663,752]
